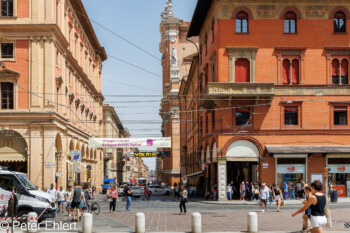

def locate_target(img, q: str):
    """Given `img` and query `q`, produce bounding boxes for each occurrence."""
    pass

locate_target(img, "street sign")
[71,150,82,161]
[134,151,170,157]
[45,162,52,168]
[73,161,80,174]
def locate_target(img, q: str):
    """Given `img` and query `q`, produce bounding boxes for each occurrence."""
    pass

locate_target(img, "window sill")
[282,125,301,129]
[235,32,249,35]
[283,32,298,35]
[0,58,16,62]
[333,32,347,34]
[0,16,17,19]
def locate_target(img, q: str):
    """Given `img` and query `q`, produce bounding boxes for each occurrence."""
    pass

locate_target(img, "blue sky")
[83,1,197,170]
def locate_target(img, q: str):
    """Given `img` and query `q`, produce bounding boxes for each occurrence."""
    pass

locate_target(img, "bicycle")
[86,200,100,215]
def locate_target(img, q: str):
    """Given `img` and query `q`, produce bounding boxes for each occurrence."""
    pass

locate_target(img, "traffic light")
[324,166,329,177]
[87,165,92,180]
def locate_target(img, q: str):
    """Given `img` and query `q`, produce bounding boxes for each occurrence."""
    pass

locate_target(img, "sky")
[83,1,197,170]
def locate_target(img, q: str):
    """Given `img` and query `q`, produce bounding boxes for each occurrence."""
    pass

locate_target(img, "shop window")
[284,12,297,33]
[1,43,13,59]
[334,106,348,125]
[284,106,298,125]
[334,11,346,33]
[235,108,250,126]
[332,59,348,84]
[282,59,299,84]
[1,0,13,17]
[1,82,14,109]
[236,11,248,33]
[235,58,250,82]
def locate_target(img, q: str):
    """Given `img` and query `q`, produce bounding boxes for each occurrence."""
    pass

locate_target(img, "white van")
[0,168,57,222]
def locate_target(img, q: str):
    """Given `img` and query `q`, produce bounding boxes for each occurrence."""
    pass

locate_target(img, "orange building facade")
[0,0,106,190]
[182,0,350,200]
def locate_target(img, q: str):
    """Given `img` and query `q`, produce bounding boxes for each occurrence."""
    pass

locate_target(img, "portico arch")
[0,130,27,172]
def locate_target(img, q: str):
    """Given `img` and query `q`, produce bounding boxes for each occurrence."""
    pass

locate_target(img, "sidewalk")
[198,197,350,205]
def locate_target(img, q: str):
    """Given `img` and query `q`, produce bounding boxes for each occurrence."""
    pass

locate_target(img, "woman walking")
[240,182,246,200]
[292,180,327,233]
[302,185,312,233]
[273,184,283,212]
[108,185,118,212]
[66,186,72,216]
[179,186,188,215]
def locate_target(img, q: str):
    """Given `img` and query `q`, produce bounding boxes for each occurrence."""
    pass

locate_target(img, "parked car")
[148,185,171,196]
[131,186,143,198]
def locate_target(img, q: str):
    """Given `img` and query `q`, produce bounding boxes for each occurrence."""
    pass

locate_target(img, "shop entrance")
[227,161,258,199]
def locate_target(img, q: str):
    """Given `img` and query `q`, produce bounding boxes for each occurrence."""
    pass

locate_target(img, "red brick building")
[182,0,350,200]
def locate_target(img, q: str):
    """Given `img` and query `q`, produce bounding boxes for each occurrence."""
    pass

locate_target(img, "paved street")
[32,194,350,232]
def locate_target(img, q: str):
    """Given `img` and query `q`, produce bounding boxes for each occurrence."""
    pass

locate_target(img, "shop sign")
[328,165,350,174]
[277,164,305,174]
[262,163,268,169]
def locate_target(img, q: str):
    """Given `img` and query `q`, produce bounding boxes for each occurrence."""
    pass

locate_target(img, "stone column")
[28,127,43,188]
[43,129,57,188]
[217,157,227,201]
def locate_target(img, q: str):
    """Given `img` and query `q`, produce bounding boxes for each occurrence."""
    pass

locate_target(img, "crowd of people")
[46,182,96,222]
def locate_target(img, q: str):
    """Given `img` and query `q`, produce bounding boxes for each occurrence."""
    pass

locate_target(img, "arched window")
[282,59,290,84]
[292,59,299,84]
[334,11,346,32]
[341,59,348,84]
[284,12,297,33]
[235,58,250,82]
[282,59,299,84]
[236,12,248,33]
[332,59,340,84]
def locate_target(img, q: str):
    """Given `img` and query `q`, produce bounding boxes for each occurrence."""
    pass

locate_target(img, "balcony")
[203,82,275,97]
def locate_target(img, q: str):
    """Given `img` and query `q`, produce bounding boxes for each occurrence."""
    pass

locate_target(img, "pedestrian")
[253,184,259,200]
[82,183,91,213]
[297,179,303,199]
[273,184,283,212]
[259,183,269,212]
[108,185,118,212]
[57,186,66,214]
[47,183,57,203]
[250,182,255,201]
[290,183,296,200]
[173,185,179,201]
[179,186,188,215]
[66,186,72,216]
[227,184,232,200]
[147,185,152,200]
[92,186,96,199]
[213,184,218,201]
[283,181,289,199]
[143,185,148,201]
[70,182,82,222]
[123,183,133,211]
[240,181,246,200]
[268,185,274,205]
[301,179,306,198]
[292,180,327,233]
[302,185,312,233]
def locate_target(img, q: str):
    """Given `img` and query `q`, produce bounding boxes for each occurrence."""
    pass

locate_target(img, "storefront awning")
[0,153,26,162]
[266,145,350,154]
[184,171,204,179]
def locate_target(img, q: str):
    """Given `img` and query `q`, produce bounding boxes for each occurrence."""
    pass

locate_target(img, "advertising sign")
[310,174,323,183]
[73,161,80,174]
[328,164,350,173]
[89,137,171,148]
[134,151,170,157]
[71,150,82,161]
[333,185,346,197]
[276,164,305,174]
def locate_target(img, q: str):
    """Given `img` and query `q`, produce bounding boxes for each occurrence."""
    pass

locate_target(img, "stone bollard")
[27,212,38,233]
[191,212,202,233]
[135,212,145,233]
[247,212,258,233]
[82,213,93,233]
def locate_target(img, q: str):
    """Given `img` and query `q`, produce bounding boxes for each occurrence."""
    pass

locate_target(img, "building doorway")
[227,161,258,199]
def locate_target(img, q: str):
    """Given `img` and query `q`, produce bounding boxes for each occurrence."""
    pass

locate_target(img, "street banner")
[71,150,82,161]
[134,151,170,157]
[89,137,171,148]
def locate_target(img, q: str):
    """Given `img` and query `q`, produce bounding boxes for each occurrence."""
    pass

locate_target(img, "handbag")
[108,198,113,202]
[281,200,285,206]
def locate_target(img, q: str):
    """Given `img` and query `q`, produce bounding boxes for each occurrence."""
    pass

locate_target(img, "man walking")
[123,184,133,211]
[70,182,82,222]
[57,186,66,214]
[259,183,269,212]
[47,183,57,203]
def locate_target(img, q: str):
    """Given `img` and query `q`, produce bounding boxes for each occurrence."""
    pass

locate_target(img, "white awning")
[0,153,26,162]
